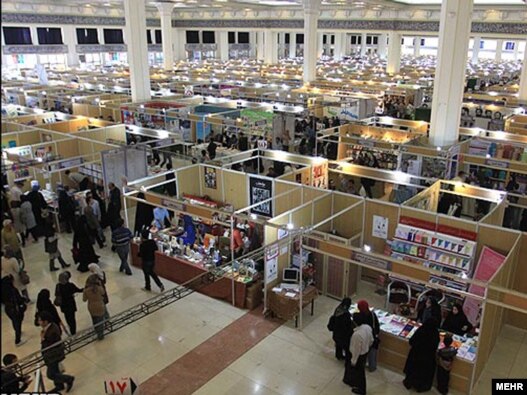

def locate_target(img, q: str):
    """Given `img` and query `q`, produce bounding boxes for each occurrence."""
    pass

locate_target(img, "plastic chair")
[386,280,411,309]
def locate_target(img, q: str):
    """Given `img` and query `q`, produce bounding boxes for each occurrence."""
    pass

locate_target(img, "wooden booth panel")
[326,257,345,299]
[223,171,248,210]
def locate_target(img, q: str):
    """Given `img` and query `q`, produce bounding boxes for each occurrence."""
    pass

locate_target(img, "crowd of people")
[0,173,141,393]
[327,296,471,395]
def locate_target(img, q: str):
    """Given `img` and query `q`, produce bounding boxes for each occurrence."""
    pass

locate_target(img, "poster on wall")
[463,246,507,325]
[249,176,273,217]
[265,256,278,283]
[311,161,328,189]
[372,215,389,239]
[204,166,217,189]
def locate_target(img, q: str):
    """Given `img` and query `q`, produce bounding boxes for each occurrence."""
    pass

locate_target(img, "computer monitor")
[283,268,300,284]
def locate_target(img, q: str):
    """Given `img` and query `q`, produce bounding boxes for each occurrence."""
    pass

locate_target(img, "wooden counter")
[378,331,473,394]
[131,242,250,308]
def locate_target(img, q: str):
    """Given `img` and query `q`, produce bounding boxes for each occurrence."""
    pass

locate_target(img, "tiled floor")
[2,228,526,394]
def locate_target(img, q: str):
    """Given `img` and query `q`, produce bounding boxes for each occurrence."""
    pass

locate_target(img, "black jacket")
[329,306,355,346]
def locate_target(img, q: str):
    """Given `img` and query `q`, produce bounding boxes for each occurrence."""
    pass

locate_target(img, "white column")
[218,31,229,61]
[62,25,79,68]
[495,39,503,61]
[156,3,175,70]
[264,30,277,64]
[471,36,481,63]
[430,0,473,147]
[289,32,296,58]
[249,31,257,58]
[303,0,321,83]
[386,31,401,74]
[360,32,368,57]
[414,36,421,57]
[334,32,344,59]
[257,31,265,61]
[378,33,388,59]
[519,43,527,101]
[124,0,151,102]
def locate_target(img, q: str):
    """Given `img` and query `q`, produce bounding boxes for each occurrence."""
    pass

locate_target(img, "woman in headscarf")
[416,296,442,324]
[55,272,83,335]
[73,216,99,272]
[403,317,440,392]
[442,303,473,336]
[87,263,109,315]
[327,297,354,361]
[35,289,65,334]
[82,274,106,340]
[357,299,380,372]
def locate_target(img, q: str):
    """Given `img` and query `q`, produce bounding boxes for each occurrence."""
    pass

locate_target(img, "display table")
[130,242,251,308]
[369,307,475,394]
[267,285,318,327]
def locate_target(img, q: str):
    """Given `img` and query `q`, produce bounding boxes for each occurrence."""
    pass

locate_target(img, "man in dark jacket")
[1,275,27,346]
[328,297,354,361]
[39,311,75,393]
[107,183,122,229]
[1,354,31,393]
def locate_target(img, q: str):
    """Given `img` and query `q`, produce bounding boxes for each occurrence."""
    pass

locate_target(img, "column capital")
[303,0,321,14]
[155,2,175,15]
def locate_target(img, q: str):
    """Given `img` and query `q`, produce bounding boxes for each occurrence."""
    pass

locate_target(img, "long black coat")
[331,308,354,348]
[404,323,440,392]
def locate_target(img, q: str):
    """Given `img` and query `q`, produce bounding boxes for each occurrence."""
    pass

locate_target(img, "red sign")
[436,224,477,242]
[399,216,436,231]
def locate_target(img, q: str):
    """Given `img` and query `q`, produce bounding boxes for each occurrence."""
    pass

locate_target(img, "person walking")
[1,249,29,303]
[19,195,38,242]
[73,216,99,272]
[1,275,27,346]
[111,219,133,275]
[138,230,165,292]
[357,300,380,372]
[403,317,440,392]
[10,200,26,247]
[2,220,24,264]
[26,183,48,236]
[327,297,354,361]
[87,263,110,321]
[84,196,105,249]
[344,313,374,395]
[1,354,32,393]
[107,182,122,229]
[58,186,76,233]
[55,272,83,336]
[44,225,70,272]
[82,274,106,340]
[39,311,75,392]
[35,289,66,334]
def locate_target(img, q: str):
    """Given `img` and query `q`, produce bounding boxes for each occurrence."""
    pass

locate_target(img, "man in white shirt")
[346,313,374,395]
[9,182,24,204]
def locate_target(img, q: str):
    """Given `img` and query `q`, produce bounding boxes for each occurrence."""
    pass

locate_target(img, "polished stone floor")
[1,226,525,394]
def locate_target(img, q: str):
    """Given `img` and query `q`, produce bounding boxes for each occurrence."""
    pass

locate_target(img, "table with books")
[359,305,477,393]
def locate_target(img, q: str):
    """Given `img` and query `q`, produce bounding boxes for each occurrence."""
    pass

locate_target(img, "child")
[437,334,458,395]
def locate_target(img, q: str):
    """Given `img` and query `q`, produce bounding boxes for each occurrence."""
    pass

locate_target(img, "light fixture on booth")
[363,244,371,253]
[286,223,294,230]
[250,213,257,220]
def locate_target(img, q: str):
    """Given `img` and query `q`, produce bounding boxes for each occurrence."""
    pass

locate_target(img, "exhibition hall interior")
[1,0,526,394]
